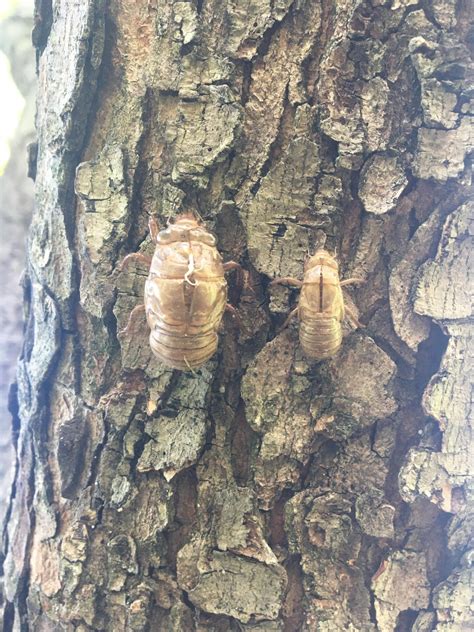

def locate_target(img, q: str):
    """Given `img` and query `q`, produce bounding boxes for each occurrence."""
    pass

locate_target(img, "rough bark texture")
[1,1,473,631]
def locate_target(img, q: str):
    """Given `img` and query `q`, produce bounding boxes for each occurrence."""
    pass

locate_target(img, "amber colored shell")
[145,216,227,370]
[298,249,344,359]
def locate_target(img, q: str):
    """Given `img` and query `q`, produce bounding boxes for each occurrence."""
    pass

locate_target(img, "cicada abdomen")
[271,249,362,360]
[120,214,240,370]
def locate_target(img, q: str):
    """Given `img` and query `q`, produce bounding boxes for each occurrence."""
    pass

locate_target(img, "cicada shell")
[120,215,240,370]
[299,250,345,359]
[272,249,362,360]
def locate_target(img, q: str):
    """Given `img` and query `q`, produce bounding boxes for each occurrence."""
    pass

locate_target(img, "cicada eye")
[157,227,175,244]
[190,228,216,246]
[158,225,190,244]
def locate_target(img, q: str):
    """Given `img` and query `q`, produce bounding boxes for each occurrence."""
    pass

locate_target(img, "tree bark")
[1,0,472,630]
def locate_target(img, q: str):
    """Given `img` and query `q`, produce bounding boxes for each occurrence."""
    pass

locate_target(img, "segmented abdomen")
[145,273,226,370]
[299,313,342,360]
[149,327,218,370]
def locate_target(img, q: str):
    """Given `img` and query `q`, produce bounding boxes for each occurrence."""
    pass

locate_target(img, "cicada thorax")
[298,249,345,360]
[145,216,227,370]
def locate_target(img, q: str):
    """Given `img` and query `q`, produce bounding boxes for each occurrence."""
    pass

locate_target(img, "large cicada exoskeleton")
[119,214,240,370]
[271,249,363,360]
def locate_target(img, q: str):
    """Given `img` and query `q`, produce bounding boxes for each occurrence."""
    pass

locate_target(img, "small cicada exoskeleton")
[119,214,241,371]
[271,249,363,360]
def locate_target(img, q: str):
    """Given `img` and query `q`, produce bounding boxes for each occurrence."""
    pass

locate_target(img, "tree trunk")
[1,1,472,630]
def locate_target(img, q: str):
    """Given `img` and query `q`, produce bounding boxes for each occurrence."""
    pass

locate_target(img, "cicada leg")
[223,260,247,293]
[340,277,365,287]
[149,217,159,242]
[119,253,152,271]
[223,261,241,273]
[119,304,146,336]
[278,306,299,332]
[270,277,303,288]
[183,356,198,375]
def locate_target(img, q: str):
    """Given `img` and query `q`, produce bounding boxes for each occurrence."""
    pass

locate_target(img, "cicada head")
[304,249,339,272]
[157,213,216,246]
